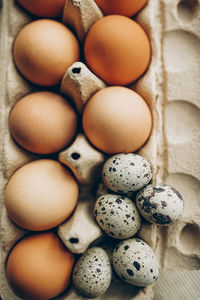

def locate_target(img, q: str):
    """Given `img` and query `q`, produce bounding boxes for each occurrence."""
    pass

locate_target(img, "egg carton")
[0,0,200,300]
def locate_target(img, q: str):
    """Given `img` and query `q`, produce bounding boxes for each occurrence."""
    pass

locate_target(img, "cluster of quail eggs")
[73,153,184,298]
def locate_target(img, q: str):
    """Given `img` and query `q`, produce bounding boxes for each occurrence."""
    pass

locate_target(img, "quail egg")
[136,184,184,225]
[73,247,112,298]
[113,238,159,287]
[102,153,152,193]
[94,193,141,239]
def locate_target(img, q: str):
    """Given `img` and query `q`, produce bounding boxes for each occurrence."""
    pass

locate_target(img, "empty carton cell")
[167,142,200,179]
[180,223,200,253]
[165,66,200,108]
[165,173,200,218]
[163,30,200,72]
[165,100,200,143]
[177,0,199,22]
[162,220,200,269]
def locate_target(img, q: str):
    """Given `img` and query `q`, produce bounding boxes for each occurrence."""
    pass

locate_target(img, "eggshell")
[6,232,75,300]
[94,194,141,239]
[16,0,66,17]
[73,247,112,298]
[84,15,151,85]
[102,153,152,193]
[14,19,80,86]
[113,238,159,287]
[136,184,184,225]
[5,159,79,231]
[9,91,78,155]
[94,0,148,17]
[82,86,152,154]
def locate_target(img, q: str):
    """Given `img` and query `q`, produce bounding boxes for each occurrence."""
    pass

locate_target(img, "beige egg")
[82,86,152,154]
[14,19,80,86]
[9,91,78,155]
[5,159,79,231]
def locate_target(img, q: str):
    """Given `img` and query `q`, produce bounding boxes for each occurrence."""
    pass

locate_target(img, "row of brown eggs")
[9,87,152,156]
[16,0,148,19]
[5,1,152,299]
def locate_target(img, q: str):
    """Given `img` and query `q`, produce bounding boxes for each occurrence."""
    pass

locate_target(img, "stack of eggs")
[4,0,184,299]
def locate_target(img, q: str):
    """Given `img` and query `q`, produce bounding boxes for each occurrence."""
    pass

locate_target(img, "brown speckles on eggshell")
[136,184,184,225]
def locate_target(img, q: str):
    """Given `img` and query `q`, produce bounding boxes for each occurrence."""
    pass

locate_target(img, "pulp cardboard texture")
[0,0,200,299]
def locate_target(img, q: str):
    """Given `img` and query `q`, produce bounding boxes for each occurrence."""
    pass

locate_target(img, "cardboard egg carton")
[0,0,200,299]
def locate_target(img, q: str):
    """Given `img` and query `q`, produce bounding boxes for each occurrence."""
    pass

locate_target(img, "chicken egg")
[16,0,66,17]
[9,91,78,155]
[94,0,148,17]
[82,86,152,154]
[84,15,151,85]
[5,159,79,231]
[6,232,75,300]
[14,19,80,86]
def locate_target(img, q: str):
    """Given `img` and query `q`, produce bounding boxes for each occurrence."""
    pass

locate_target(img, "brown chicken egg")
[84,15,151,85]
[82,86,152,154]
[6,232,75,300]
[16,0,66,18]
[5,159,79,231]
[14,19,80,86]
[9,91,78,155]
[94,0,148,17]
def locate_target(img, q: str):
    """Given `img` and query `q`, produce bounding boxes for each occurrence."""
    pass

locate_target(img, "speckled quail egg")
[113,238,159,287]
[73,247,112,298]
[136,184,184,225]
[102,153,152,193]
[94,193,141,239]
